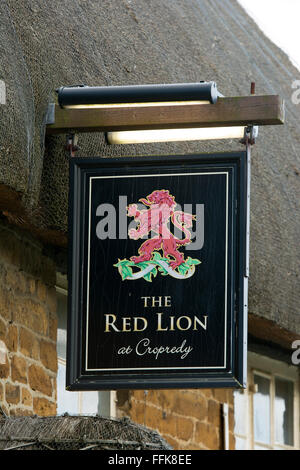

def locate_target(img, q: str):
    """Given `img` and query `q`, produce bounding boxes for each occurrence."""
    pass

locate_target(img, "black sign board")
[67,153,248,390]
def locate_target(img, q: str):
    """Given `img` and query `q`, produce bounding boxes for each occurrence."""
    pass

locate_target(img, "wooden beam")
[46,95,284,135]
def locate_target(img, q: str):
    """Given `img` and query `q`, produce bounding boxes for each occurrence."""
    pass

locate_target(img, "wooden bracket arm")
[46,95,285,135]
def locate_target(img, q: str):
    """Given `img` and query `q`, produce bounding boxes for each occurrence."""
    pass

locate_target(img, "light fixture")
[106,126,246,144]
[56,82,258,145]
[56,82,218,108]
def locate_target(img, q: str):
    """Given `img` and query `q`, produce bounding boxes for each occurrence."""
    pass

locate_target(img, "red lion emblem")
[127,189,195,269]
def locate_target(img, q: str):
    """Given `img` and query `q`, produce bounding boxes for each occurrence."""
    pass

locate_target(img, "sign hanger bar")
[46,95,284,135]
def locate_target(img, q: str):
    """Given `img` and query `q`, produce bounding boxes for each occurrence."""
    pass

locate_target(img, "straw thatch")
[0,415,172,450]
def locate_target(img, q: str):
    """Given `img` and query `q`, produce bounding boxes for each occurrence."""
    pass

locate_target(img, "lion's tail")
[171,211,193,245]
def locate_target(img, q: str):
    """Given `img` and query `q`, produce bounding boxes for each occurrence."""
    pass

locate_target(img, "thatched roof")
[0,0,299,336]
[0,415,172,450]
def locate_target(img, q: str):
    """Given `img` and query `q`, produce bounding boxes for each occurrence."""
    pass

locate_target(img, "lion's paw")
[127,204,138,217]
[128,229,139,239]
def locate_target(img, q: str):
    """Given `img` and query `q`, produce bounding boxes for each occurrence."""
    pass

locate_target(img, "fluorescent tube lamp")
[107,126,246,144]
[62,100,211,109]
[56,82,254,145]
[57,82,218,108]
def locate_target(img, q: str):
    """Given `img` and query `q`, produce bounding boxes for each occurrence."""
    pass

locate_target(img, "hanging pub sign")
[66,152,248,390]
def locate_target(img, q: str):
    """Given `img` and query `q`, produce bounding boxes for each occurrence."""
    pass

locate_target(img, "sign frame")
[66,152,248,390]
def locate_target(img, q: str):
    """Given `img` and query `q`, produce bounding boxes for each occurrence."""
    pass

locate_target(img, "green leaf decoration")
[143,266,157,282]
[152,251,162,260]
[185,257,201,266]
[177,262,190,276]
[152,252,169,262]
[113,259,134,280]
[135,261,151,270]
[157,265,169,275]
[114,259,134,268]
[157,262,169,275]
[151,253,171,275]
[120,265,133,280]
[114,255,201,281]
[143,272,152,282]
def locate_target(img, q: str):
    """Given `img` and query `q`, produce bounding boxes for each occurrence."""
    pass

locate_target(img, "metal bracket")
[240,125,258,145]
[45,103,55,125]
[45,105,80,157]
[65,133,79,158]
[241,132,252,389]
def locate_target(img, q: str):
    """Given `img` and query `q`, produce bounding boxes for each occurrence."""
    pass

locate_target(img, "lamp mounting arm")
[65,133,79,158]
[240,125,258,146]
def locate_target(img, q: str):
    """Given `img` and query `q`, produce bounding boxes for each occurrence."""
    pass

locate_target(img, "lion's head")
[140,189,175,208]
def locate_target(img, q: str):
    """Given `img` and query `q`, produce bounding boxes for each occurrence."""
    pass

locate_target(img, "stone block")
[175,416,194,442]
[7,324,18,352]
[212,388,228,403]
[48,312,58,342]
[28,364,52,397]
[195,422,220,450]
[10,407,33,416]
[46,286,57,314]
[174,391,207,421]
[33,397,56,416]
[128,399,145,424]
[14,298,48,336]
[0,286,12,321]
[21,387,33,407]
[156,409,177,438]
[11,355,27,384]
[40,340,57,372]
[0,358,10,379]
[5,383,20,405]
[19,327,39,360]
[207,399,221,427]
[0,317,6,341]
[6,268,27,294]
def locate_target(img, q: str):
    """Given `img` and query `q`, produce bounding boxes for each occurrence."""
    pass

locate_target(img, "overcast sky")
[238,0,300,71]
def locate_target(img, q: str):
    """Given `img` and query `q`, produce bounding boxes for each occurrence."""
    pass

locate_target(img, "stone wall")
[0,220,57,416]
[117,388,235,450]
